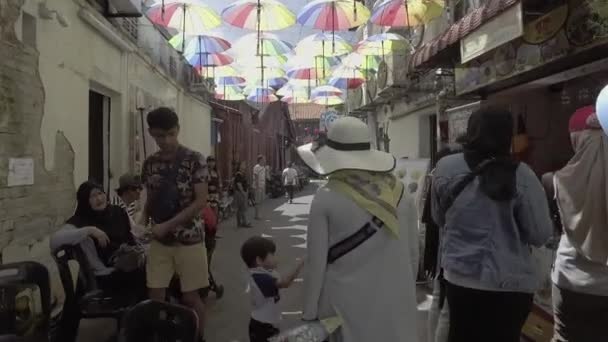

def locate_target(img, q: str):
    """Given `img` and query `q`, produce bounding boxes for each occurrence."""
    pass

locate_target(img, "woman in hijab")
[551,106,608,342]
[298,117,419,342]
[66,181,146,299]
[431,107,553,342]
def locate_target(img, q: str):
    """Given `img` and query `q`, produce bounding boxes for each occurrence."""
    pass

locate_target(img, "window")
[21,12,36,48]
[120,17,138,41]
[89,90,112,192]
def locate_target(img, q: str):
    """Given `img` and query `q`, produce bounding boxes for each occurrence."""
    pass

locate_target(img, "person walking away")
[253,155,267,220]
[140,107,210,342]
[550,106,608,342]
[298,117,419,342]
[206,156,221,219]
[241,237,304,342]
[282,162,299,204]
[431,108,553,342]
[234,161,252,228]
[112,173,146,238]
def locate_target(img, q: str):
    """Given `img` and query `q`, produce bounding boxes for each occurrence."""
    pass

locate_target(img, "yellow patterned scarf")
[327,170,404,237]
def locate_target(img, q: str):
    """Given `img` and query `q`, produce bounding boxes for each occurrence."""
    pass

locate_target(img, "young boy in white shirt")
[241,237,304,342]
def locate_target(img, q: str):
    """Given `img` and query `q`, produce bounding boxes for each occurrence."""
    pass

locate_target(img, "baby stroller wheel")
[214,284,224,299]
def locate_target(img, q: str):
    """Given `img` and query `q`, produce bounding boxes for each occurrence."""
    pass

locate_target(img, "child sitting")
[240,236,304,342]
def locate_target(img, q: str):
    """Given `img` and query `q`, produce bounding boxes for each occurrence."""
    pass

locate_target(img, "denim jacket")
[431,154,553,293]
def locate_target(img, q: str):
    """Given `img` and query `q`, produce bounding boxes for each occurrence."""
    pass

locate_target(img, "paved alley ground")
[78,182,431,342]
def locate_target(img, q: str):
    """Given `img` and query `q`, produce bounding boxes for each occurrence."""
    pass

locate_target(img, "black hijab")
[67,181,134,262]
[464,108,519,201]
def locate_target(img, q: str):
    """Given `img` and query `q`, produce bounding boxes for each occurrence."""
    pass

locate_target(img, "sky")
[144,0,359,51]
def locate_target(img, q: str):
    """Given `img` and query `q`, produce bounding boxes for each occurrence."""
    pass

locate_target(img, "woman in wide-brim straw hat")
[299,116,419,342]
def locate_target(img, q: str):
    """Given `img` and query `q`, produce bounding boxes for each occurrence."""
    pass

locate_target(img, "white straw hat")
[297,116,396,175]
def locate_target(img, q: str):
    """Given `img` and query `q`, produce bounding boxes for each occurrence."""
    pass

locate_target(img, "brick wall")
[1,0,76,306]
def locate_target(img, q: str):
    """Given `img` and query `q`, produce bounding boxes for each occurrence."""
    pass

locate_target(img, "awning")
[409,0,519,71]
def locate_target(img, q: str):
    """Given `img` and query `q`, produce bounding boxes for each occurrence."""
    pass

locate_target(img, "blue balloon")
[596,85,608,134]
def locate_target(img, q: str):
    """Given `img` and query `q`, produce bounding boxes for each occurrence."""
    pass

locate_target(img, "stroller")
[201,206,224,300]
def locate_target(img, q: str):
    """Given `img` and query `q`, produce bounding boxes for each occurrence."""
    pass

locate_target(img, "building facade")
[1,0,214,304]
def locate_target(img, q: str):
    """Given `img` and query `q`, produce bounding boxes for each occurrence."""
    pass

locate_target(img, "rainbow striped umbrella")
[328,66,365,89]
[268,77,289,90]
[216,75,247,86]
[147,1,221,36]
[188,52,233,68]
[285,54,340,81]
[312,85,344,97]
[356,33,410,57]
[236,54,288,69]
[278,83,312,104]
[295,32,352,57]
[297,0,370,52]
[339,53,381,73]
[247,87,279,103]
[215,85,245,101]
[169,34,231,55]
[371,0,445,28]
[222,0,296,31]
[312,95,344,106]
[199,65,241,78]
[231,32,293,56]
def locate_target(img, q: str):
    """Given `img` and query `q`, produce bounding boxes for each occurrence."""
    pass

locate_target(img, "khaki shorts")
[146,240,209,292]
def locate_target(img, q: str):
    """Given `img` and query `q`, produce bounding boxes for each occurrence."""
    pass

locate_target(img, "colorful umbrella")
[247,87,279,103]
[188,52,233,68]
[356,33,410,57]
[371,0,445,28]
[267,77,289,90]
[215,85,245,101]
[312,85,344,97]
[328,66,365,89]
[297,0,370,52]
[282,94,312,104]
[216,75,247,86]
[169,34,231,55]
[242,66,286,81]
[339,53,381,73]
[312,95,344,106]
[222,0,296,31]
[235,54,288,69]
[231,32,294,57]
[285,54,340,81]
[148,1,221,51]
[294,32,352,57]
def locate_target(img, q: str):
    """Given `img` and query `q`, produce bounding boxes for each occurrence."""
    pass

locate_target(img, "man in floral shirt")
[141,107,209,342]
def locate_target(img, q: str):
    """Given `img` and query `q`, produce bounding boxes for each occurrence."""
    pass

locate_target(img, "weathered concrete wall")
[0,0,75,306]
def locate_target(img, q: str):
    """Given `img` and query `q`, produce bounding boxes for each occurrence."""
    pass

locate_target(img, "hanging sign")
[461,2,524,64]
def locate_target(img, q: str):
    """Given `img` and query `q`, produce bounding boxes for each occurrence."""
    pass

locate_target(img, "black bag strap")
[442,158,496,212]
[327,216,384,264]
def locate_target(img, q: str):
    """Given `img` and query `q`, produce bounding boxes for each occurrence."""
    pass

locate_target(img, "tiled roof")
[289,103,325,121]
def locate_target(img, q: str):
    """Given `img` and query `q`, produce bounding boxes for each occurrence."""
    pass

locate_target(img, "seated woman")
[65,181,146,300]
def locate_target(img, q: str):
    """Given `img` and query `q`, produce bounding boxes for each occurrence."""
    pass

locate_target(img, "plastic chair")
[119,300,199,342]
[51,244,135,342]
[0,262,51,342]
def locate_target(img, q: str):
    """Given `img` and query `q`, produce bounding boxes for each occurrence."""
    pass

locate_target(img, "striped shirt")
[111,195,137,219]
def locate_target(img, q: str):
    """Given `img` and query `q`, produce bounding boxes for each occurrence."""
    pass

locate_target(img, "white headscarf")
[555,109,608,265]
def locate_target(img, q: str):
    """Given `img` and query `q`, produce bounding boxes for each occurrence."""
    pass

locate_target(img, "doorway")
[89,90,111,193]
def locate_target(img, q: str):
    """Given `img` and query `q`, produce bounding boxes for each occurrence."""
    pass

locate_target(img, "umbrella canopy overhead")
[231,32,294,56]
[169,34,231,54]
[339,52,381,72]
[222,0,296,31]
[312,85,343,97]
[188,52,234,68]
[215,84,246,101]
[147,1,222,34]
[312,95,344,106]
[370,0,445,27]
[294,32,352,57]
[297,0,370,31]
[247,86,279,103]
[328,66,365,89]
[356,33,410,56]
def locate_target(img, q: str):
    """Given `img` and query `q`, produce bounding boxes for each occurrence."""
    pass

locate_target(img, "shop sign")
[460,2,524,64]
[455,0,608,95]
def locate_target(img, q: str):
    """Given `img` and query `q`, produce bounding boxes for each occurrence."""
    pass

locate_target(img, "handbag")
[110,243,145,272]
